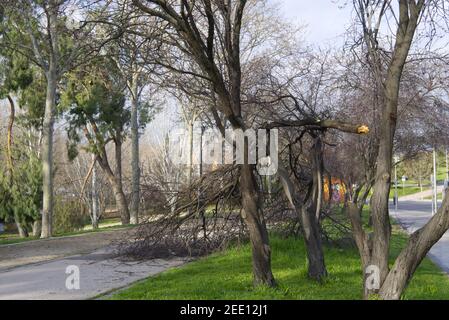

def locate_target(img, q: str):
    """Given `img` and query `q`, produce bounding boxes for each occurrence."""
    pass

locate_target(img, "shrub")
[53,198,88,234]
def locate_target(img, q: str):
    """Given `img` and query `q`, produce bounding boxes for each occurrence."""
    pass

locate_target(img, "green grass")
[0,218,131,246]
[436,153,448,182]
[0,233,38,245]
[389,186,423,199]
[424,194,444,201]
[110,231,449,300]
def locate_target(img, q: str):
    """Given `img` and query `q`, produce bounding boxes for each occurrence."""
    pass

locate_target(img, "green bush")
[53,198,88,234]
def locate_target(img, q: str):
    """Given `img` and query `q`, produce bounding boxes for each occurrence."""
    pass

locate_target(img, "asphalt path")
[390,199,449,273]
[0,231,186,300]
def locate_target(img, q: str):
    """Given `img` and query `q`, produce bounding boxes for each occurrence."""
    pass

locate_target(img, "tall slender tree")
[104,5,162,224]
[62,58,132,225]
[344,0,449,299]
[1,0,119,237]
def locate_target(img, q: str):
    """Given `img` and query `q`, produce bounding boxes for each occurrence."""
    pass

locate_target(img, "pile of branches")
[119,165,248,259]
[119,161,354,260]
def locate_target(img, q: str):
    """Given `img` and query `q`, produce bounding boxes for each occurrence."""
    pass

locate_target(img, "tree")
[1,0,118,237]
[104,2,162,224]
[248,48,370,281]
[0,40,43,237]
[402,152,433,191]
[131,0,277,286]
[62,59,131,225]
[346,0,449,299]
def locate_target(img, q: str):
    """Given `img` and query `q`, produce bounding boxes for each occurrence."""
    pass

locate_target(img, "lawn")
[0,233,38,245]
[110,230,449,300]
[0,218,129,246]
[389,186,423,199]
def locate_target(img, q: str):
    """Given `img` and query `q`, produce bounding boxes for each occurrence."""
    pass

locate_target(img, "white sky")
[274,0,353,47]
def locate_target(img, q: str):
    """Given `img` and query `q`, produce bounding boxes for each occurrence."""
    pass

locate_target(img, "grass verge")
[110,230,449,300]
[0,218,130,246]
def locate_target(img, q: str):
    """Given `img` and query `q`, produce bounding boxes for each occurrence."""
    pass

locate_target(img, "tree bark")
[91,155,100,229]
[40,68,56,238]
[358,0,424,297]
[278,166,327,281]
[346,202,372,298]
[312,137,324,220]
[304,140,328,280]
[111,179,130,226]
[6,95,14,174]
[300,205,327,281]
[130,73,140,225]
[38,0,61,239]
[32,220,41,237]
[368,124,393,294]
[187,120,194,185]
[14,214,29,238]
[379,189,449,299]
[114,136,130,225]
[98,157,130,226]
[240,164,276,287]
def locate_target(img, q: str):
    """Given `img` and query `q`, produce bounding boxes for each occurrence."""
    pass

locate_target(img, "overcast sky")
[274,0,353,47]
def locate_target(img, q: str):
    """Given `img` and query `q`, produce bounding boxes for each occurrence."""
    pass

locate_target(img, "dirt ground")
[0,228,135,272]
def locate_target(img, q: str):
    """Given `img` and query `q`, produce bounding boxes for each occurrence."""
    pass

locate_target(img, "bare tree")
[345,0,449,299]
[131,0,279,286]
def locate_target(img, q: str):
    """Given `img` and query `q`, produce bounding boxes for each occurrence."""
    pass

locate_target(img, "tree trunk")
[312,138,324,220]
[278,165,327,281]
[114,137,130,225]
[6,95,15,174]
[367,125,393,295]
[14,214,29,238]
[346,202,372,298]
[32,220,41,237]
[361,1,423,296]
[40,66,57,238]
[100,163,130,226]
[130,74,140,225]
[302,174,328,281]
[380,189,449,299]
[95,142,130,225]
[112,181,130,225]
[91,155,100,229]
[240,164,275,287]
[306,138,328,280]
[187,121,194,185]
[300,205,327,281]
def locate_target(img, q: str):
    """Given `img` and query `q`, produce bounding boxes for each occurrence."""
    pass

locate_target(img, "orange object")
[324,177,347,203]
[357,125,370,134]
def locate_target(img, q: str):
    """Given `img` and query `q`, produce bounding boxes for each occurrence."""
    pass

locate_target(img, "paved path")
[0,229,131,272]
[0,230,187,300]
[398,186,444,201]
[390,200,449,273]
